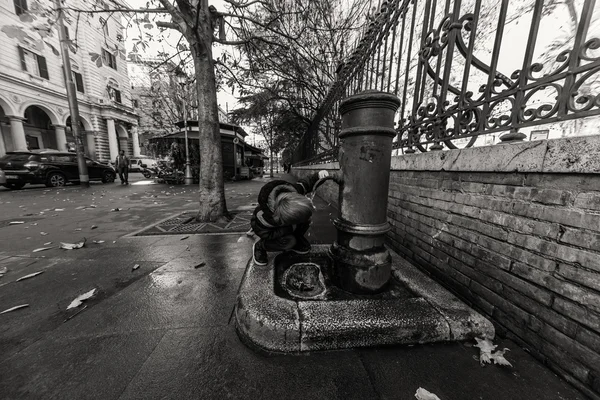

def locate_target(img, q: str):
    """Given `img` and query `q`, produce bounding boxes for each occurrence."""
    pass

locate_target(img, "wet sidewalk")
[0,174,589,400]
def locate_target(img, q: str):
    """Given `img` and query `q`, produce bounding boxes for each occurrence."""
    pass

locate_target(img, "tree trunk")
[192,41,229,222]
[270,148,274,178]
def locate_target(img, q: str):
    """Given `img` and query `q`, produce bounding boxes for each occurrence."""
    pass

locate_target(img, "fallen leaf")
[474,337,513,367]
[111,208,120,212]
[91,225,98,230]
[33,247,53,253]
[0,267,7,274]
[194,262,206,269]
[60,238,86,250]
[1,304,29,314]
[40,232,48,236]
[67,289,96,309]
[180,235,189,241]
[491,348,513,367]
[44,242,52,245]
[75,228,82,231]
[93,240,105,244]
[415,388,441,400]
[55,208,65,211]
[132,264,140,271]
[16,271,44,281]
[9,221,25,225]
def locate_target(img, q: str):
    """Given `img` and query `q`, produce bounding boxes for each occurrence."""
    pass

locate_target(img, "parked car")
[0,150,116,189]
[129,156,157,173]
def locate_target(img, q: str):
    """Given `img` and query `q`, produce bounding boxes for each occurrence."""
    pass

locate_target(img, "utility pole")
[55,0,89,187]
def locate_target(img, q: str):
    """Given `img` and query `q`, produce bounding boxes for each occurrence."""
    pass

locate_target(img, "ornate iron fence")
[293,0,600,165]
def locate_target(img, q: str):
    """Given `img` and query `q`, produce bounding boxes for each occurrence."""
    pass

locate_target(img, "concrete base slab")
[235,245,494,353]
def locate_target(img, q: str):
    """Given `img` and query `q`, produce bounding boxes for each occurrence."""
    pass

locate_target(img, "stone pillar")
[131,125,141,157]
[0,123,7,157]
[54,125,68,151]
[8,116,28,151]
[106,118,119,161]
[330,91,400,294]
[85,131,96,160]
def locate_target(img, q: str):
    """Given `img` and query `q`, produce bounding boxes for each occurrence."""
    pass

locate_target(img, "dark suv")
[0,150,116,189]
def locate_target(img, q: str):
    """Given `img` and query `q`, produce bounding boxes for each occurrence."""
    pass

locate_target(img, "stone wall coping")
[293,135,600,174]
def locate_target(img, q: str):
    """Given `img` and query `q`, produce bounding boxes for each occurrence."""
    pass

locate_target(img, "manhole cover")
[134,210,253,236]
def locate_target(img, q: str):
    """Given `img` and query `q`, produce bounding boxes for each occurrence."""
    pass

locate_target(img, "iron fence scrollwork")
[294,0,600,165]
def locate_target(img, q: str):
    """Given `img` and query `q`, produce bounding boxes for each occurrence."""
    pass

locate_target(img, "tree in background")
[230,90,307,177]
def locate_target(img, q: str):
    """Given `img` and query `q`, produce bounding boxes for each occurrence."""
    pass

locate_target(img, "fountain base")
[235,245,494,353]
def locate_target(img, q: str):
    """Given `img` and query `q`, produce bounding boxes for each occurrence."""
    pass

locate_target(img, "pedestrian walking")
[115,150,130,185]
[250,170,329,265]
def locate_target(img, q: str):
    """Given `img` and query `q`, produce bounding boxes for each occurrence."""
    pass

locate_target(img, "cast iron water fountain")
[235,91,494,353]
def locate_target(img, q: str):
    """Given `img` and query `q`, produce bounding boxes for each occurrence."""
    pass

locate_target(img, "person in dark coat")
[251,170,329,265]
[115,150,130,185]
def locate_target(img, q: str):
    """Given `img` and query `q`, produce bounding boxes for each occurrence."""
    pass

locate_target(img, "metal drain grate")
[134,211,253,236]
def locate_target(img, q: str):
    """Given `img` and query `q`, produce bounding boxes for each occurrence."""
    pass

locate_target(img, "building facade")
[0,0,140,161]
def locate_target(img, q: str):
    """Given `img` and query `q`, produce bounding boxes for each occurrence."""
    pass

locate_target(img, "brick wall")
[294,136,600,399]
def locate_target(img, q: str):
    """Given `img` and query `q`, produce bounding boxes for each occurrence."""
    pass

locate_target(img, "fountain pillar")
[330,91,400,294]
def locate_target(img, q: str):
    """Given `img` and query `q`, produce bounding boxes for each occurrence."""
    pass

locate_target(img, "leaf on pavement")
[40,232,48,236]
[180,235,189,241]
[132,264,140,271]
[0,304,29,314]
[33,247,53,253]
[16,271,44,281]
[60,238,86,250]
[0,267,8,274]
[91,225,98,230]
[415,388,441,400]
[111,208,120,212]
[491,348,513,367]
[93,240,105,244]
[54,208,65,211]
[474,337,513,367]
[9,221,25,225]
[44,242,52,245]
[67,289,96,310]
[194,262,206,269]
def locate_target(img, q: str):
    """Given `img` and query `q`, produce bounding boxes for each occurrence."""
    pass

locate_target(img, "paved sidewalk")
[0,174,588,399]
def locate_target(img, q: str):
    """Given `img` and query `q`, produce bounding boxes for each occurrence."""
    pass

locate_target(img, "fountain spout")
[329,91,401,294]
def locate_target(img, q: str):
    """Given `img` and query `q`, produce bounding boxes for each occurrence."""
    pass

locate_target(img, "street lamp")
[177,75,193,185]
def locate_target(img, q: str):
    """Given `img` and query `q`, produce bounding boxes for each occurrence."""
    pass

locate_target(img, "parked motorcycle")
[156,165,184,185]
[140,164,158,179]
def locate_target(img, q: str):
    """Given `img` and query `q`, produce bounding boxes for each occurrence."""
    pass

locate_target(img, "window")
[132,99,139,108]
[72,71,85,93]
[18,47,49,79]
[14,0,27,15]
[101,48,117,70]
[26,135,40,150]
[108,87,121,103]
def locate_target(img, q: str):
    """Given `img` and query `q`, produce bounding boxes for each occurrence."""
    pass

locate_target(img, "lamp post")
[177,75,193,185]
